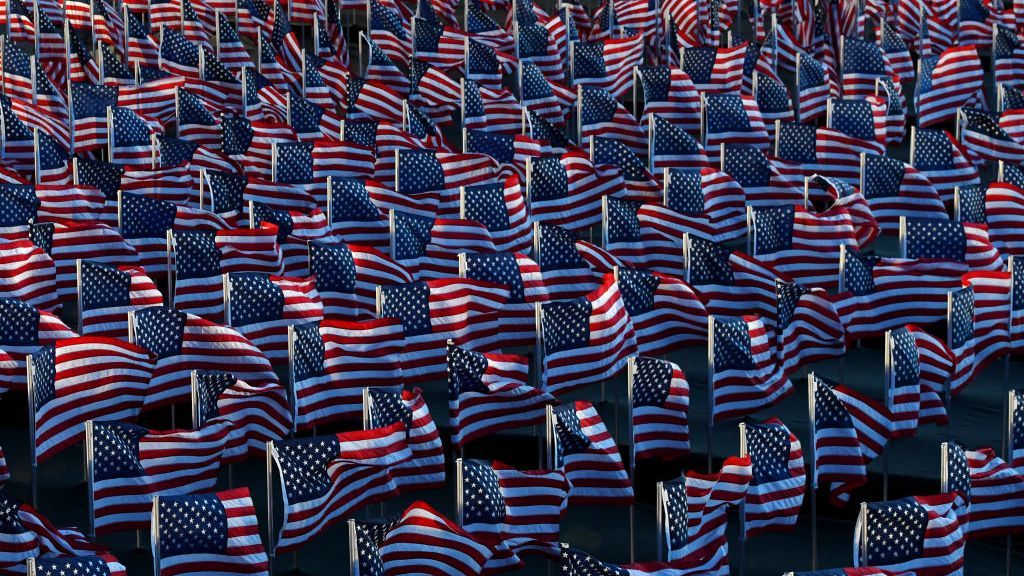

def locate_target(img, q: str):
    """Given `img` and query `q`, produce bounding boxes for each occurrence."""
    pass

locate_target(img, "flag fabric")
[750,203,862,289]
[0,490,105,571]
[225,273,324,364]
[461,251,548,348]
[857,493,965,575]
[840,37,894,99]
[680,43,746,93]
[686,234,781,320]
[447,343,554,447]
[960,107,1024,163]
[365,386,446,491]
[797,50,830,122]
[30,337,154,463]
[617,267,707,355]
[534,223,608,300]
[120,192,230,273]
[776,279,847,377]
[903,217,1003,272]
[640,168,746,244]
[78,261,163,339]
[947,443,1024,538]
[192,370,289,462]
[271,423,413,554]
[995,24,1024,87]
[629,356,690,462]
[309,241,412,320]
[743,418,806,538]
[32,554,127,576]
[90,420,230,535]
[650,115,708,172]
[526,152,620,233]
[579,88,647,156]
[0,298,75,394]
[0,239,60,312]
[915,46,985,128]
[710,315,791,423]
[910,128,979,204]
[460,459,569,566]
[812,373,892,506]
[860,153,947,231]
[540,275,637,395]
[774,122,882,187]
[571,35,644,99]
[985,181,1024,257]
[378,501,494,576]
[551,400,634,505]
[638,67,700,134]
[704,93,770,164]
[1013,389,1024,471]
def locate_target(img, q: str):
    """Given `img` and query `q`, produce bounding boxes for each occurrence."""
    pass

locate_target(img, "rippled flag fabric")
[903,217,1003,272]
[649,115,707,171]
[309,241,411,319]
[0,298,75,394]
[960,271,1012,375]
[271,423,413,554]
[710,315,790,423]
[465,131,541,183]
[396,149,498,218]
[552,400,633,505]
[460,459,569,568]
[578,87,646,156]
[604,197,686,276]
[463,251,549,347]
[30,337,154,463]
[90,420,230,535]
[155,488,269,576]
[0,239,60,312]
[857,494,964,575]
[619,267,707,355]
[0,490,103,570]
[33,554,127,576]
[812,374,892,506]
[534,223,609,300]
[637,66,700,133]
[797,50,829,121]
[629,356,689,462]
[840,37,893,99]
[192,370,289,462]
[994,24,1024,86]
[743,418,805,538]
[776,279,846,376]
[686,234,781,320]
[366,386,445,491]
[910,128,979,204]
[859,153,947,231]
[527,153,620,232]
[703,93,769,165]
[447,343,553,447]
[391,209,494,279]
[379,501,493,576]
[250,202,331,276]
[680,43,745,93]
[948,443,1024,538]
[225,272,323,364]
[78,261,162,339]
[571,35,644,99]
[774,122,881,187]
[640,168,745,244]
[915,46,984,128]
[120,192,229,273]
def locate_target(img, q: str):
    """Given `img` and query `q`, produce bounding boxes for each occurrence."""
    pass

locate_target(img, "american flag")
[910,127,980,204]
[33,554,127,576]
[155,488,269,576]
[177,89,222,147]
[0,490,104,569]
[527,152,619,232]
[710,314,790,423]
[540,275,637,395]
[903,217,1003,272]
[29,216,138,298]
[960,107,1024,163]
[886,326,927,437]
[797,52,830,122]
[413,17,466,69]
[370,0,412,65]
[120,164,193,205]
[834,246,967,340]
[999,84,1024,143]
[70,84,118,152]
[945,286,977,394]
[680,43,745,93]
[465,131,541,182]
[593,138,661,201]
[534,223,606,300]
[380,278,507,382]
[629,356,689,463]
[686,234,780,319]
[750,203,861,289]
[703,93,770,165]
[271,423,413,553]
[124,9,161,68]
[985,181,1024,256]
[290,317,402,429]
[959,0,1009,45]
[309,241,411,319]
[463,80,522,135]
[325,178,389,249]
[642,168,746,244]
[463,251,549,348]
[650,115,708,172]
[659,456,752,572]
[1013,389,1024,471]
[89,420,230,535]
[225,272,323,364]
[391,210,493,278]
[962,270,1013,373]
[743,418,805,538]
[519,60,575,126]
[946,443,1024,538]
[755,71,795,132]
[459,459,568,566]
[378,501,494,576]
[994,24,1024,87]
[551,400,634,505]
[776,279,846,376]
[447,343,552,446]
[724,141,802,206]
[365,386,446,491]
[830,98,886,148]
[30,337,154,463]
[222,118,298,179]
[861,153,947,231]
[811,373,892,506]
[857,494,965,574]
[192,369,289,462]
[250,202,331,276]
[132,304,279,410]
[0,239,59,312]
[775,123,874,187]
[217,12,253,72]
[617,267,707,355]
[396,149,498,218]
[572,35,643,99]
[579,87,647,156]
[78,261,162,339]
[878,21,913,79]
[465,39,515,93]
[840,36,893,99]
[915,46,985,128]
[461,177,532,253]
[0,298,75,394]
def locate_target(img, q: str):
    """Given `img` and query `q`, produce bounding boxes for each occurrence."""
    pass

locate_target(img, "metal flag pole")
[85,420,96,539]
[348,519,360,576]
[286,325,300,437]
[738,422,748,576]
[655,480,665,561]
[545,404,555,470]
[455,457,465,527]
[808,372,818,569]
[898,216,908,258]
[882,329,893,500]
[26,353,37,506]
[76,259,85,333]
[151,496,162,576]
[1004,256,1016,458]
[166,230,175,307]
[265,440,276,559]
[25,557,34,576]
[1008,389,1018,575]
[945,290,959,439]
[855,502,868,567]
[706,315,716,472]
[626,355,636,563]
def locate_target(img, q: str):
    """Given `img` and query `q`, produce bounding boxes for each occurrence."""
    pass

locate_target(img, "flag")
[462,251,549,348]
[962,270,1012,373]
[225,273,323,364]
[370,0,412,65]
[775,122,882,187]
[660,456,753,572]
[448,344,554,447]
[680,43,746,93]
[755,71,795,131]
[840,36,894,99]
[686,234,780,319]
[463,79,522,135]
[380,278,508,382]
[271,423,413,554]
[999,84,1024,143]
[947,443,1024,538]
[797,50,830,122]
[704,93,770,164]
[540,275,637,395]
[985,181,1024,256]
[365,386,445,491]
[324,178,390,249]
[67,234,153,323]
[193,370,289,462]
[460,459,569,566]
[90,420,230,535]
[70,84,118,153]
[519,60,575,125]
[812,374,892,506]
[630,356,690,462]
[309,241,411,319]
[618,267,707,355]
[579,87,647,156]
[879,21,914,79]
[857,494,965,575]
[638,66,701,134]
[250,202,331,276]
[464,131,541,182]
[830,98,886,148]
[0,239,59,312]
[1013,389,1024,471]
[30,337,154,463]
[534,223,607,300]
[776,279,846,376]
[915,46,985,128]
[527,152,620,232]
[911,128,980,204]
[33,554,127,576]
[396,149,498,217]
[0,491,104,570]
[572,35,644,99]
[861,153,947,231]
[650,116,708,172]
[743,418,806,538]
[960,107,1024,163]
[710,315,790,423]
[379,502,494,576]
[641,168,746,244]
[593,139,661,202]
[552,400,634,504]
[959,0,1009,45]
[903,217,1003,272]
[466,39,515,93]
[994,24,1024,87]
[391,210,494,278]
[0,298,74,395]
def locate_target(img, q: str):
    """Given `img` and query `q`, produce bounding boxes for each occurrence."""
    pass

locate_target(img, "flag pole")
[27,353,37,506]
[265,440,276,559]
[286,325,299,437]
[347,519,359,576]
[808,372,818,569]
[1008,389,1017,575]
[626,355,636,563]
[707,315,716,472]
[544,404,555,470]
[655,480,665,561]
[455,457,465,528]
[882,330,893,501]
[85,420,96,539]
[855,502,868,567]
[151,496,161,575]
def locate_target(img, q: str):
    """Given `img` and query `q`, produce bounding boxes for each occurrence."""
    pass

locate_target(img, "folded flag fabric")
[79,261,163,339]
[859,153,947,231]
[617,267,707,355]
[308,241,413,320]
[551,400,634,505]
[0,298,75,394]
[462,251,549,348]
[366,386,446,492]
[32,554,128,576]
[155,488,270,576]
[855,493,965,576]
[0,239,60,312]
[743,418,806,538]
[944,442,1024,539]
[910,128,979,204]
[915,46,984,128]
[225,272,324,364]
[0,490,104,571]
[641,168,746,244]
[379,501,494,576]
[710,314,791,423]
[686,234,781,320]
[192,370,290,463]
[448,344,554,447]
[629,356,690,463]
[90,420,230,535]
[776,279,846,377]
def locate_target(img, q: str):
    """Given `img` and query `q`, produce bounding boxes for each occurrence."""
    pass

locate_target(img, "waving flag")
[860,153,947,231]
[33,554,127,576]
[680,43,745,93]
[743,418,806,538]
[617,267,707,355]
[365,387,445,491]
[686,234,780,319]
[910,128,980,203]
[640,168,745,244]
[650,115,707,171]
[0,239,59,312]
[903,217,1003,272]
[856,494,965,575]
[797,50,830,122]
[879,21,913,79]
[840,37,893,99]
[79,261,162,339]
[225,273,323,364]
[985,181,1024,256]
[629,356,690,462]
[527,152,619,232]
[192,369,289,462]
[90,420,229,535]
[579,87,646,155]
[572,35,643,99]
[593,138,661,201]
[30,337,154,463]
[915,46,985,128]
[995,24,1024,87]
[0,299,74,394]
[379,501,493,576]
[960,107,1024,163]
[0,490,104,569]
[552,400,633,504]
[776,279,846,376]
[705,94,771,165]
[637,66,700,133]
[710,315,790,422]
[750,203,861,289]
[945,443,1024,538]
[120,192,229,272]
